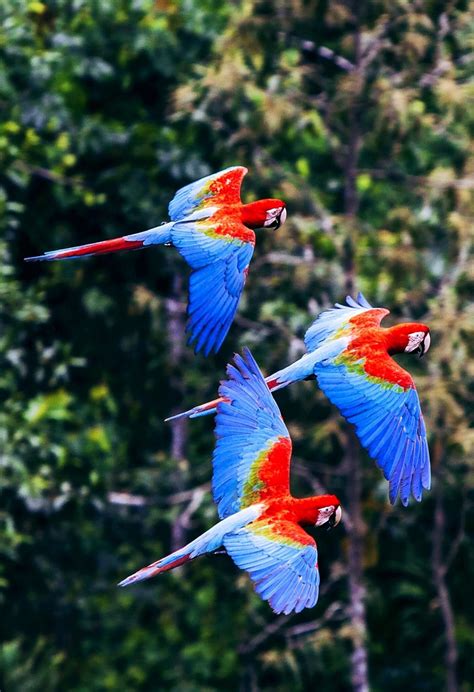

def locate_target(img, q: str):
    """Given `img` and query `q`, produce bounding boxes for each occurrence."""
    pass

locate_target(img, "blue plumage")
[120,348,333,616]
[213,348,291,519]
[124,223,173,246]
[170,221,244,267]
[224,523,319,615]
[304,292,381,353]
[168,166,247,221]
[26,167,257,356]
[185,244,254,356]
[315,360,429,505]
[117,504,262,587]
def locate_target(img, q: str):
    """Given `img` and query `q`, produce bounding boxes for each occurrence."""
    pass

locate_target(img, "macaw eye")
[405,331,427,355]
[315,505,342,527]
[263,206,286,228]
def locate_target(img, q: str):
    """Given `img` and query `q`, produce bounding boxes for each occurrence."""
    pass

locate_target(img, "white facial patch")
[263,207,285,227]
[405,331,426,353]
[315,505,336,526]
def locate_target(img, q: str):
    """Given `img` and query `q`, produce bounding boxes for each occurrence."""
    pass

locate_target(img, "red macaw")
[119,348,341,615]
[25,167,286,356]
[167,294,431,506]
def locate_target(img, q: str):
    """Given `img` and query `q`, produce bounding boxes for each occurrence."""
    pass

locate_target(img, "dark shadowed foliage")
[0,1,473,690]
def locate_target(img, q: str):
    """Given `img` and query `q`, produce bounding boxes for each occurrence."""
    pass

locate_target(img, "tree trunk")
[343,4,369,690]
[345,433,369,692]
[432,475,459,692]
[166,274,189,551]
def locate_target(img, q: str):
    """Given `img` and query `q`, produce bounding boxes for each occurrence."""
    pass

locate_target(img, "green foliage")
[0,0,473,689]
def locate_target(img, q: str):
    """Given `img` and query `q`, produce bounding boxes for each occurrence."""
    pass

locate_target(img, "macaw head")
[404,328,431,357]
[387,323,431,358]
[241,199,287,230]
[313,496,342,529]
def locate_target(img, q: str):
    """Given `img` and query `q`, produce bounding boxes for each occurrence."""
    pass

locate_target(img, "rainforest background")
[0,1,473,690]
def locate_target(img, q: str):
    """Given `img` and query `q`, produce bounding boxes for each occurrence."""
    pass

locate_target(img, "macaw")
[167,294,431,507]
[119,348,342,615]
[25,167,286,356]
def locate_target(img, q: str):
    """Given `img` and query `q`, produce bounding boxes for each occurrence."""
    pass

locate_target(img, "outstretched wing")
[224,519,319,614]
[304,293,389,353]
[213,348,292,519]
[173,238,253,356]
[168,166,247,221]
[161,168,253,355]
[315,349,430,506]
[169,202,256,355]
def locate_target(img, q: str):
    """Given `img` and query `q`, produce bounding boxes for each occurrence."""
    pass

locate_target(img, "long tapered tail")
[118,548,194,587]
[165,334,349,423]
[118,504,263,587]
[164,373,288,423]
[165,396,224,422]
[24,223,174,262]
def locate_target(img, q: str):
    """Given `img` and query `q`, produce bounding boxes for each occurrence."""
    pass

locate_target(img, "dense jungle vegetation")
[0,1,473,689]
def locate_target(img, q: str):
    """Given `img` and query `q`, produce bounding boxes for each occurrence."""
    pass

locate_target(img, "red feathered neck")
[241,199,285,228]
[386,323,430,354]
[295,494,340,525]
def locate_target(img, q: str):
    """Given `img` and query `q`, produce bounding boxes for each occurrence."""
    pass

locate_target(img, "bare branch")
[356,168,474,190]
[419,9,453,88]
[166,483,211,505]
[106,482,211,508]
[301,40,356,72]
[238,613,293,655]
[179,487,207,529]
[443,488,467,577]
[13,160,84,188]
[107,491,147,506]
[285,601,346,644]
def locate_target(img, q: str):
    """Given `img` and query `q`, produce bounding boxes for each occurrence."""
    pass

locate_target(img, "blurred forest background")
[0,0,473,690]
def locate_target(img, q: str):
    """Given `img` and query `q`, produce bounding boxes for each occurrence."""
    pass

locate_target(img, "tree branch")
[300,39,356,72]
[285,601,346,645]
[432,472,459,692]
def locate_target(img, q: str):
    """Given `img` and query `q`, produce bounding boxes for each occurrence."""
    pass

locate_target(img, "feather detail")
[118,504,263,587]
[24,224,174,262]
[304,293,388,353]
[315,353,430,505]
[168,166,247,221]
[213,348,292,518]
[224,520,319,614]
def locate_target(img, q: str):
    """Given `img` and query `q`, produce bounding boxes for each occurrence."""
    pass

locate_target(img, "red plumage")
[344,318,430,389]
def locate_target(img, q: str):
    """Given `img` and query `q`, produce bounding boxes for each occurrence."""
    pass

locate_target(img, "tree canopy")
[0,1,473,690]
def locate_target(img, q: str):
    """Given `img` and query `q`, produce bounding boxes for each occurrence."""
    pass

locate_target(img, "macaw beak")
[417,331,431,358]
[263,207,287,229]
[327,505,342,531]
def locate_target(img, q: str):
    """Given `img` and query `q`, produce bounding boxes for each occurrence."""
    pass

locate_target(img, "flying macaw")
[25,167,286,356]
[119,348,342,615]
[167,294,431,507]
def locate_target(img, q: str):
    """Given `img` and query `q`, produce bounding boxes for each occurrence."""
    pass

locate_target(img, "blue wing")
[184,243,254,356]
[304,293,388,353]
[168,166,247,221]
[213,348,292,519]
[170,218,253,269]
[315,356,430,505]
[224,520,319,614]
